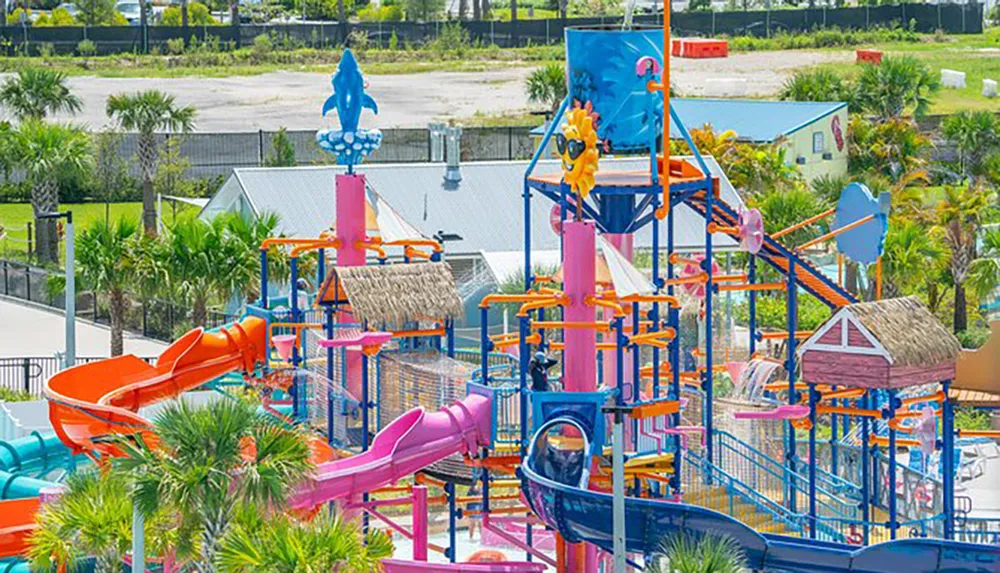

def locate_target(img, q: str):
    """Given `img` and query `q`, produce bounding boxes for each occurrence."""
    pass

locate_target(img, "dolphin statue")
[322,48,378,134]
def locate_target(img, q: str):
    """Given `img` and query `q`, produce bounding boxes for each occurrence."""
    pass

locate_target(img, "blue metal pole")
[326,307,334,445]
[861,390,871,545]
[668,206,681,494]
[616,317,625,407]
[942,379,955,540]
[704,176,714,470]
[652,197,661,400]
[446,481,457,563]
[446,318,455,358]
[831,393,839,477]
[260,249,268,308]
[518,316,529,456]
[747,257,756,356]
[786,258,797,513]
[317,247,325,293]
[808,383,817,538]
[888,388,898,540]
[480,307,489,386]
[524,179,532,293]
[361,351,370,535]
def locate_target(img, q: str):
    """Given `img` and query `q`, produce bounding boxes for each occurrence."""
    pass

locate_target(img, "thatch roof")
[848,296,960,367]
[318,262,463,329]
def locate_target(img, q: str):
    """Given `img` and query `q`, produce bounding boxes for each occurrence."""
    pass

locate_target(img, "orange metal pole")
[875,256,883,300]
[517,296,567,317]
[585,295,627,317]
[392,327,447,338]
[758,330,813,340]
[771,207,836,240]
[957,429,1000,438]
[663,274,707,286]
[819,405,882,418]
[479,292,551,308]
[706,222,739,235]
[716,282,787,292]
[620,293,682,308]
[797,214,877,252]
[532,321,613,332]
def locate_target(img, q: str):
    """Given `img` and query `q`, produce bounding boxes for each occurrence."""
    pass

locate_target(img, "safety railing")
[714,431,862,522]
[0,356,157,398]
[955,517,1000,545]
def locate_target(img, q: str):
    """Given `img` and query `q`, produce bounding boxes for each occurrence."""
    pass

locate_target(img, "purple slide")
[291,393,493,509]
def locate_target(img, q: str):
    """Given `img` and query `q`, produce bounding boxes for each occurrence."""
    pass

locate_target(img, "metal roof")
[203,156,743,256]
[669,99,847,143]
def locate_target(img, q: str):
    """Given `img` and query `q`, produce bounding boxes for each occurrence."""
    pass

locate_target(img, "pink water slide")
[381,560,547,572]
[290,393,493,509]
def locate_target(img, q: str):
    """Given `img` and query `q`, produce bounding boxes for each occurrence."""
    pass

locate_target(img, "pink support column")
[562,220,597,393]
[336,173,366,399]
[412,485,429,561]
[561,220,599,573]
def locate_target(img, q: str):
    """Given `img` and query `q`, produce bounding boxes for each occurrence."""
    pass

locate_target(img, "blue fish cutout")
[322,48,378,134]
[317,48,382,167]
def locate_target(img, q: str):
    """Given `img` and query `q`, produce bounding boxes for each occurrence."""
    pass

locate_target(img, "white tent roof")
[597,235,656,299]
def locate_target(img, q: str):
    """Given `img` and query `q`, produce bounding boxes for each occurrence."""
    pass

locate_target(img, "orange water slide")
[0,498,40,558]
[45,316,268,457]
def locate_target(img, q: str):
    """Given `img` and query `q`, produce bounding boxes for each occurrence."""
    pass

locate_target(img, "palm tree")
[525,64,567,114]
[935,185,994,333]
[854,55,939,121]
[106,91,196,236]
[780,68,853,105]
[163,215,240,327]
[217,509,393,572]
[114,399,313,571]
[967,228,1000,304]
[218,211,289,302]
[27,470,170,573]
[848,116,932,183]
[942,110,1000,188]
[881,217,946,298]
[647,532,747,573]
[0,68,82,121]
[77,218,164,356]
[14,120,91,265]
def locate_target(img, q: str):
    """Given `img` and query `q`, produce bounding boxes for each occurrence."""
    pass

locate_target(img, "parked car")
[57,2,79,16]
[115,1,142,24]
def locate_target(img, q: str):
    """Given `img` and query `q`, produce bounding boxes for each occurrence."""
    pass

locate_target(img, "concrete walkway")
[0,297,167,358]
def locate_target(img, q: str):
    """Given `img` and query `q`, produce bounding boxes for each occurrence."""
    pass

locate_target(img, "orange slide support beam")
[771,208,836,240]
[797,214,877,252]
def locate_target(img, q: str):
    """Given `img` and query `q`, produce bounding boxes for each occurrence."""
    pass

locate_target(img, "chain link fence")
[0,4,983,56]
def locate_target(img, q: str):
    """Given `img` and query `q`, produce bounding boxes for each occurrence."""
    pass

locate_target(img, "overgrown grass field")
[0,202,194,263]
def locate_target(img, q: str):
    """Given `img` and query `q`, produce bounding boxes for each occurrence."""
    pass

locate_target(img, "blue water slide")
[519,418,1000,573]
[0,431,82,500]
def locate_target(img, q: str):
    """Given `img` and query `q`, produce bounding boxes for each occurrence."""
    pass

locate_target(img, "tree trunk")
[844,261,859,296]
[472,0,480,20]
[953,282,967,334]
[193,296,207,328]
[138,133,159,237]
[181,0,189,28]
[110,288,126,357]
[31,178,60,265]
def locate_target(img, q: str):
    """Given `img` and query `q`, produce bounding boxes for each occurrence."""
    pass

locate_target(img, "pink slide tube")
[733,404,810,420]
[290,393,492,509]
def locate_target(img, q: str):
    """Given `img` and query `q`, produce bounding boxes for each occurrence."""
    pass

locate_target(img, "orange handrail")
[668,254,701,266]
[663,274,707,286]
[393,326,446,338]
[758,330,814,340]
[517,296,567,317]
[797,214,877,252]
[479,292,551,308]
[716,282,787,292]
[404,246,432,261]
[260,237,339,249]
[713,273,750,283]
[869,435,920,448]
[383,238,444,253]
[706,222,739,235]
[585,296,626,317]
[819,388,866,401]
[630,399,680,419]
[619,293,681,308]
[532,321,613,332]
[818,405,882,418]
[957,430,1000,438]
[771,207,835,240]
[353,240,387,260]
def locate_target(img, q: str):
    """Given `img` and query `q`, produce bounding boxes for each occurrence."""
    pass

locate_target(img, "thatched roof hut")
[798,296,961,389]
[316,262,463,329]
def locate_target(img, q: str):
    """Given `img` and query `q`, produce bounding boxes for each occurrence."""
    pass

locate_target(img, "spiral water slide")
[0,317,269,560]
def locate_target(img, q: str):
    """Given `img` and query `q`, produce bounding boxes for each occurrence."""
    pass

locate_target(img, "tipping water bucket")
[272,334,297,362]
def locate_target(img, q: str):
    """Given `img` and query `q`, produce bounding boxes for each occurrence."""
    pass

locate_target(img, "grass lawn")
[0,202,195,263]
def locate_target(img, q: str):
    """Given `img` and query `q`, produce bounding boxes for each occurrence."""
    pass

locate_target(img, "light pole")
[38,211,74,369]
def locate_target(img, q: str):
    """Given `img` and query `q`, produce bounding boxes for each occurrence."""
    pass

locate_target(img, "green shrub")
[955,406,992,431]
[780,68,853,105]
[6,8,31,25]
[165,36,185,55]
[36,42,56,58]
[388,30,400,49]
[77,38,97,56]
[264,128,296,167]
[35,7,77,26]
[957,327,991,349]
[162,2,217,25]
[358,3,404,20]
[252,32,273,55]
[735,293,832,332]
[428,22,471,54]
[0,387,35,402]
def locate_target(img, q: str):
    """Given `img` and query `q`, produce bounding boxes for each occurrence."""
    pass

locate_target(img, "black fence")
[0,355,158,397]
[0,3,983,56]
[0,259,236,342]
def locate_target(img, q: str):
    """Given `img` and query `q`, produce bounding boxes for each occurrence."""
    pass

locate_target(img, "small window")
[812,132,825,154]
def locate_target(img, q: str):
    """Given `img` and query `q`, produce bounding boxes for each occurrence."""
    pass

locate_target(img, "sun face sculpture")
[558,105,601,204]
